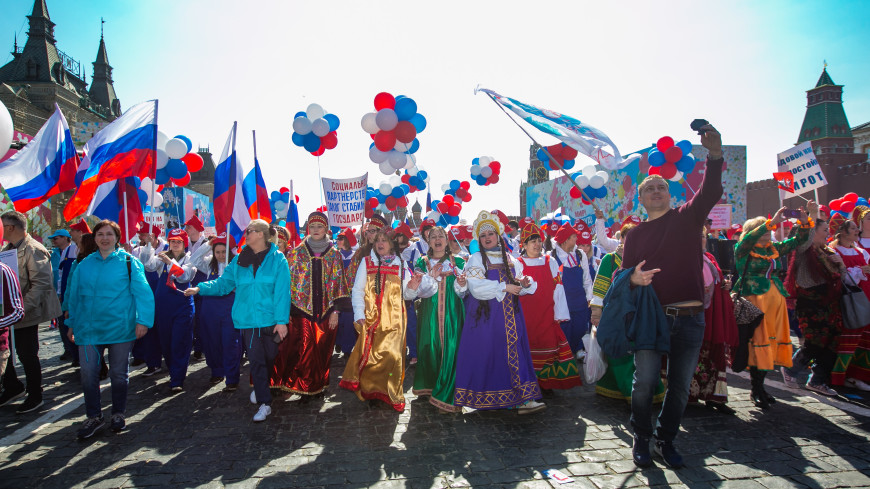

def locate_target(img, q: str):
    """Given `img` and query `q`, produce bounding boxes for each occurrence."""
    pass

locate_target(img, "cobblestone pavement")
[1,326,869,489]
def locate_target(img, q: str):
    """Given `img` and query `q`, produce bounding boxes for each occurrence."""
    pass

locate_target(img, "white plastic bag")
[581,333,607,384]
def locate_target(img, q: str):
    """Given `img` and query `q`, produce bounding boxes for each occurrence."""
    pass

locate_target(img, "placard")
[322,173,368,227]
[707,204,732,230]
[777,142,827,199]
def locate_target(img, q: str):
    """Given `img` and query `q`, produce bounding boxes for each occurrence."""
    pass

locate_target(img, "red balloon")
[448,204,461,216]
[365,207,374,219]
[547,144,563,158]
[657,136,675,152]
[385,196,397,209]
[311,146,326,156]
[394,121,417,144]
[367,197,378,209]
[659,162,678,180]
[648,166,661,176]
[294,195,300,203]
[455,189,467,200]
[581,194,592,205]
[321,131,338,150]
[401,175,410,184]
[374,130,397,152]
[490,174,499,184]
[374,92,395,110]
[399,196,409,208]
[844,192,859,203]
[562,146,578,160]
[437,202,448,214]
[279,187,289,194]
[181,153,204,173]
[459,180,471,190]
[841,201,856,213]
[173,172,191,186]
[569,186,582,199]
[664,146,683,164]
[830,199,842,211]
[489,161,501,172]
[442,195,455,206]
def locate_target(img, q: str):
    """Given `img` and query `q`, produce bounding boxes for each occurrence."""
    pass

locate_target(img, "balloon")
[562,146,578,160]
[830,199,842,211]
[302,132,321,152]
[367,197,379,209]
[575,175,590,188]
[490,175,499,184]
[374,92,395,110]
[844,192,859,203]
[361,113,379,134]
[293,111,307,119]
[648,166,661,176]
[378,161,393,175]
[489,161,501,173]
[481,166,493,178]
[394,97,417,120]
[664,146,683,164]
[156,131,169,152]
[274,201,286,212]
[841,201,856,213]
[291,132,305,147]
[409,113,427,133]
[648,150,665,167]
[595,170,609,184]
[388,150,406,169]
[311,118,330,137]
[394,120,417,144]
[659,162,678,180]
[676,139,693,155]
[594,186,607,198]
[311,146,326,157]
[156,149,169,169]
[391,186,404,198]
[589,175,604,189]
[173,172,191,186]
[323,113,340,132]
[668,171,683,182]
[470,165,482,176]
[378,182,392,196]
[155,168,170,185]
[165,138,188,159]
[675,154,695,174]
[374,131,396,152]
[656,136,675,152]
[181,152,203,173]
[460,181,471,190]
[449,180,460,191]
[443,195,455,206]
[385,196,397,209]
[463,192,472,202]
[448,204,461,217]
[321,131,338,150]
[375,109,398,131]
[369,146,389,163]
[569,186,582,199]
[167,158,187,179]
[173,135,193,153]
[293,117,313,136]
[858,198,869,207]
[151,192,163,208]
[306,103,326,120]
[407,139,420,154]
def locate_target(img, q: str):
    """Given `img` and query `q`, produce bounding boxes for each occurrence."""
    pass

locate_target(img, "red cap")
[576,229,593,246]
[622,215,642,227]
[211,232,236,249]
[339,227,357,247]
[420,218,437,234]
[392,222,413,240]
[69,219,92,234]
[542,222,561,238]
[491,209,510,227]
[554,223,576,244]
[726,224,742,240]
[137,221,162,238]
[519,216,535,228]
[184,215,205,233]
[167,228,189,248]
[573,220,590,234]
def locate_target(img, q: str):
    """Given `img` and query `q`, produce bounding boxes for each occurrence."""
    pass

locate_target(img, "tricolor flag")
[213,122,250,245]
[242,132,272,223]
[477,88,638,170]
[85,176,144,244]
[773,171,794,193]
[65,100,158,220]
[286,180,301,247]
[0,104,80,212]
[165,259,185,290]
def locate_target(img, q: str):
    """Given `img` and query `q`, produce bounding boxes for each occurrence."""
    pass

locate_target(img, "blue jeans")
[631,312,705,442]
[79,341,134,419]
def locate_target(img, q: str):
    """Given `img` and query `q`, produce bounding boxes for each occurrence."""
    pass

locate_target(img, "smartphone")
[783,209,802,219]
[690,119,709,135]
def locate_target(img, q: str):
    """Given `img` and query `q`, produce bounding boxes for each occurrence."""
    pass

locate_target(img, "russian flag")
[242,157,272,223]
[0,104,80,212]
[85,176,145,244]
[286,180,301,247]
[64,100,157,220]
[213,122,250,245]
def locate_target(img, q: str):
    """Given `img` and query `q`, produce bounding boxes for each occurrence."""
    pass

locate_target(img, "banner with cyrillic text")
[777,142,827,200]
[322,173,368,227]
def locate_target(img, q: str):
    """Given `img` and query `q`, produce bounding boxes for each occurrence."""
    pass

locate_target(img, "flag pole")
[150,100,158,239]
[481,92,600,212]
[123,186,130,245]
[227,121,236,268]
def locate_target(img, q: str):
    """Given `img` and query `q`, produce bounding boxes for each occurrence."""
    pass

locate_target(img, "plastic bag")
[582,333,606,384]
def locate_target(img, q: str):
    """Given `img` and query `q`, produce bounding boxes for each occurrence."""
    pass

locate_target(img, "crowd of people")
[1,124,869,470]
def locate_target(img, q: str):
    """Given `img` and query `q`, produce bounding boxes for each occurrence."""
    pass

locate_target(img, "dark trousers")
[57,314,78,361]
[786,345,837,386]
[2,326,42,399]
[243,328,279,405]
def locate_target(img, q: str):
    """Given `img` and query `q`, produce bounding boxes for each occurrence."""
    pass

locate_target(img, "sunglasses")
[245,229,259,235]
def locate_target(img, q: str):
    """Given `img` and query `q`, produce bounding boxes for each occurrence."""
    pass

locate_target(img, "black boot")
[750,368,770,410]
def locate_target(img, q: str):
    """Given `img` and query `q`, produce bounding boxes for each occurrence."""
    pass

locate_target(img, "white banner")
[707,204,732,230]
[144,212,165,229]
[777,142,827,200]
[322,173,368,228]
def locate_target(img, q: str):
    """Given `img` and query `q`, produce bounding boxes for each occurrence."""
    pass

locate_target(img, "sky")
[2,0,869,218]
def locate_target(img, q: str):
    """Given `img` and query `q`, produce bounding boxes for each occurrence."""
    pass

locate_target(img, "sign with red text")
[707,204,732,230]
[322,173,368,227]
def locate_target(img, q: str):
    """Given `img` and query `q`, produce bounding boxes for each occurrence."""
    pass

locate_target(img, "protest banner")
[777,141,827,200]
[322,173,368,227]
[707,204,732,230]
[144,212,165,229]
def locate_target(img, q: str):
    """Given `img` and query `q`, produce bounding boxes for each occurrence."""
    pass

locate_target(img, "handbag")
[730,256,765,373]
[840,273,870,330]
[731,257,763,326]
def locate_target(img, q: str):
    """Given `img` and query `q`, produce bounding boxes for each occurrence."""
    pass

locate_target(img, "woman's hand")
[590,306,602,327]
[328,311,339,330]
[771,206,788,225]
[505,284,522,295]
[429,264,442,279]
[805,200,819,221]
[158,251,172,265]
[354,318,365,333]
[135,324,148,339]
[274,323,288,340]
[184,287,200,297]
[519,276,532,288]
[408,272,423,290]
[722,278,732,292]
[67,329,74,342]
[456,273,467,287]
[861,265,870,275]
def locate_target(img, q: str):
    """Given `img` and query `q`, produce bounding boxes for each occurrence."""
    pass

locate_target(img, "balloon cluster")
[402,165,429,193]
[535,143,578,171]
[829,192,867,217]
[647,136,696,181]
[568,165,609,202]
[469,157,501,186]
[155,133,204,186]
[441,179,473,204]
[366,175,412,216]
[291,104,340,156]
[427,194,463,226]
[363,92,427,175]
[269,187,299,219]
[138,177,165,209]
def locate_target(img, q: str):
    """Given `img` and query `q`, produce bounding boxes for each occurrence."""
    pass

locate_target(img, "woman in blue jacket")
[66,220,154,439]
[186,220,291,422]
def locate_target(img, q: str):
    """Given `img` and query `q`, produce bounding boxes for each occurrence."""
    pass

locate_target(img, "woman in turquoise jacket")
[66,220,155,440]
[186,219,291,423]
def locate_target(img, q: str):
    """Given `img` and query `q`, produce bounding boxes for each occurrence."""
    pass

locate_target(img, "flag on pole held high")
[476,88,638,170]
[0,104,80,212]
[286,180,301,247]
[773,171,794,193]
[243,132,272,223]
[213,122,250,245]
[64,100,158,220]
[85,176,144,244]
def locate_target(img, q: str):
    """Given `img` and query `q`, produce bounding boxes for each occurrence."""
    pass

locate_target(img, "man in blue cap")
[49,229,78,365]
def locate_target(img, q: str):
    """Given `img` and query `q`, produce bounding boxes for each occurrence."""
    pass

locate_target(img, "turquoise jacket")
[66,248,155,346]
[197,243,291,329]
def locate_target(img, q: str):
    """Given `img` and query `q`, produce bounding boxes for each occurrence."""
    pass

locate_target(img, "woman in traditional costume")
[830,218,870,391]
[550,223,593,358]
[452,211,544,414]
[335,228,359,356]
[412,226,467,412]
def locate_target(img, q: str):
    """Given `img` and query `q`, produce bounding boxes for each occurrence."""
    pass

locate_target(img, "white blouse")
[594,218,620,254]
[415,257,469,299]
[836,245,870,285]
[465,250,537,302]
[519,255,570,321]
[190,244,227,277]
[143,250,197,283]
[351,251,416,322]
[137,239,169,274]
[552,245,594,299]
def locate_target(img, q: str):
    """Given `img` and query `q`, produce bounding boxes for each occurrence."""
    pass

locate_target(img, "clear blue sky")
[2,0,869,216]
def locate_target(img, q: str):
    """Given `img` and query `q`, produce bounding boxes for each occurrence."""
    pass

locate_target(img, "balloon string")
[317,155,324,207]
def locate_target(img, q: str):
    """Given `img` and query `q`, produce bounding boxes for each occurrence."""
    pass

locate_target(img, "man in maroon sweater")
[621,124,724,469]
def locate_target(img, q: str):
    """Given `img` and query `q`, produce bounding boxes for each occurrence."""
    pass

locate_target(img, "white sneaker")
[250,390,257,405]
[806,383,838,397]
[517,400,546,415]
[781,367,801,389]
[845,378,870,392]
[253,404,271,422]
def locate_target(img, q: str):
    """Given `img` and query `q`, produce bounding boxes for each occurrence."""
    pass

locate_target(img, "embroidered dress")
[518,255,582,390]
[413,256,467,411]
[453,251,542,409]
[340,253,413,411]
[833,245,870,384]
[272,241,349,395]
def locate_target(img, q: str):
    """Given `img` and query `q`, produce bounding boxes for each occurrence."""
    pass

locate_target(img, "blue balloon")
[445,189,456,196]
[431,199,441,207]
[410,113,427,133]
[563,159,575,170]
[173,135,193,153]
[676,139,693,155]
[472,157,480,166]
[536,148,548,163]
[449,215,459,225]
[648,150,666,167]
[476,176,487,186]
[438,215,449,226]
[675,155,695,174]
[167,158,187,179]
[408,139,420,154]
[409,177,421,187]
[291,132,305,147]
[857,197,869,207]
[394,98,417,121]
[294,111,307,119]
[418,171,428,181]
[417,181,426,190]
[270,191,281,201]
[323,113,340,132]
[377,194,387,204]
[137,189,148,207]
[302,133,321,152]
[280,193,290,202]
[279,220,286,227]
[595,186,607,198]
[401,184,410,194]
[450,179,461,191]
[391,187,403,198]
[155,168,170,185]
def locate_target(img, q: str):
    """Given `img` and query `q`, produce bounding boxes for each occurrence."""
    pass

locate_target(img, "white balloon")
[575,175,589,188]
[306,103,326,120]
[595,170,609,184]
[292,117,312,136]
[426,211,440,221]
[156,130,169,151]
[388,150,406,169]
[416,163,426,173]
[669,171,683,182]
[361,113,379,134]
[311,118,330,137]
[470,165,482,176]
[375,109,398,131]
[479,156,492,166]
[379,182,392,195]
[581,165,597,178]
[156,149,169,169]
[369,147,389,164]
[441,184,450,193]
[403,154,416,169]
[389,175,402,187]
[151,192,164,208]
[378,161,393,175]
[481,166,493,178]
[589,175,604,189]
[394,140,411,153]
[165,138,188,159]
[406,167,419,176]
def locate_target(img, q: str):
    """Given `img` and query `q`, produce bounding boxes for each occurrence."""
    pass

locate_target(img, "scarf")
[306,237,330,255]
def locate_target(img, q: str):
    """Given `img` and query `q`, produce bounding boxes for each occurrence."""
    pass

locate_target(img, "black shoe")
[59,352,71,362]
[209,376,224,385]
[71,360,80,368]
[110,413,126,432]
[541,388,556,399]
[169,386,183,394]
[192,351,203,361]
[0,386,25,407]
[223,384,239,393]
[141,366,163,377]
[751,389,770,410]
[632,436,652,468]
[131,358,145,367]
[654,440,685,469]
[77,416,105,440]
[763,390,777,404]
[16,396,44,414]
[99,364,109,381]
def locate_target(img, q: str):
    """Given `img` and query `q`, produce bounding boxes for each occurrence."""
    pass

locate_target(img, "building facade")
[519,143,550,218]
